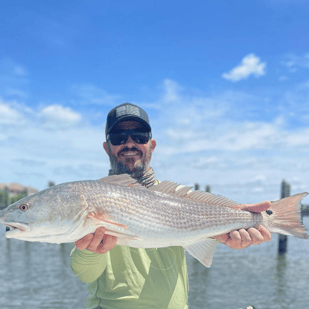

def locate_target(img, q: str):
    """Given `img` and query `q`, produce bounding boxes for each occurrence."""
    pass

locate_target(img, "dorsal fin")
[173,185,193,197]
[148,181,182,194]
[149,180,239,207]
[186,191,239,208]
[98,174,145,189]
[148,181,193,197]
[99,175,239,208]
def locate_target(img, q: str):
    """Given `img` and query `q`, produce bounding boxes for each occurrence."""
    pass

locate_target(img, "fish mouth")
[4,222,28,233]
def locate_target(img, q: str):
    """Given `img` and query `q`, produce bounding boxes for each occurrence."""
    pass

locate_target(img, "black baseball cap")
[105,103,151,137]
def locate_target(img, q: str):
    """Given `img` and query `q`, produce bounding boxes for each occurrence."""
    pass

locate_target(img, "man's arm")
[213,201,272,249]
[70,227,117,283]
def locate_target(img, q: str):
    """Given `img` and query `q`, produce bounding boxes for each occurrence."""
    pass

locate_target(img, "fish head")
[0,184,87,242]
[0,194,42,239]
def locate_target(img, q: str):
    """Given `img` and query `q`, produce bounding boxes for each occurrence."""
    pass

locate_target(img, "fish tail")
[263,192,308,239]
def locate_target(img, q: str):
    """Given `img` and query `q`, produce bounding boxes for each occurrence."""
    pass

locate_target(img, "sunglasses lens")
[108,131,150,146]
[131,132,149,144]
[109,134,127,145]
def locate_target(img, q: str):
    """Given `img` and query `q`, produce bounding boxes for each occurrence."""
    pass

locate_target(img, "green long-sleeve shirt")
[70,245,189,309]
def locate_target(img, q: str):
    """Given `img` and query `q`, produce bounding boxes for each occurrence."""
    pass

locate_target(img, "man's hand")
[75,227,117,254]
[213,201,272,249]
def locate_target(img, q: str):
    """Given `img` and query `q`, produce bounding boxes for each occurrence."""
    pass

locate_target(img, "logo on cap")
[116,105,140,118]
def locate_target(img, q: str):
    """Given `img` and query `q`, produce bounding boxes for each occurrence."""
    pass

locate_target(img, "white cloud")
[222,54,266,82]
[0,99,24,124]
[38,104,82,127]
[149,79,309,203]
[160,120,285,155]
[0,99,108,191]
[1,79,309,205]
[285,128,309,146]
[151,79,309,154]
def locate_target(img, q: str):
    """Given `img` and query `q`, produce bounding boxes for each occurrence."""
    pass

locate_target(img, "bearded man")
[70,103,271,309]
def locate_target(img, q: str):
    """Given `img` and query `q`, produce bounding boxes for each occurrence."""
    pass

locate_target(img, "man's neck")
[108,167,157,188]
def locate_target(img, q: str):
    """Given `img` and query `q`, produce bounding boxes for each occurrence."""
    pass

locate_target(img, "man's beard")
[108,144,152,178]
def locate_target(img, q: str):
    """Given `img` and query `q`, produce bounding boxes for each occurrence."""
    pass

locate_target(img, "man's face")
[103,120,156,177]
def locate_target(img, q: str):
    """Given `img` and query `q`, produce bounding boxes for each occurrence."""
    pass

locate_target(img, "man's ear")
[103,141,109,155]
[150,139,156,152]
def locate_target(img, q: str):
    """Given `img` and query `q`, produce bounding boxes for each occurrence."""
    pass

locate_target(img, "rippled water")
[0,239,86,309]
[187,216,309,309]
[0,218,308,309]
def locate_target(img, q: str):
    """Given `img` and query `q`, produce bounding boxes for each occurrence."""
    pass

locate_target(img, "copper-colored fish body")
[0,174,307,267]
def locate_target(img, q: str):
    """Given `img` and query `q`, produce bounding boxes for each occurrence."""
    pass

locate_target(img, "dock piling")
[278,180,290,255]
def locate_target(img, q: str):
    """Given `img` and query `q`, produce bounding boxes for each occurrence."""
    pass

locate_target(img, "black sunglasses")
[107,130,152,146]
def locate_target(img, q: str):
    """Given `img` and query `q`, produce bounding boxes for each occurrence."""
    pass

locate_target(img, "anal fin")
[184,238,219,268]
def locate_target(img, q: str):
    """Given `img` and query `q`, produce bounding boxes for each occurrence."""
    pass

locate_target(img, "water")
[187,216,309,309]
[0,218,308,309]
[0,239,86,309]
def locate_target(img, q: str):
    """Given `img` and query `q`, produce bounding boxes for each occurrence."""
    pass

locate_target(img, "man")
[70,103,271,309]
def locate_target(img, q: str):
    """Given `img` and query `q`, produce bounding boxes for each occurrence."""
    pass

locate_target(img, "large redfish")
[0,174,307,267]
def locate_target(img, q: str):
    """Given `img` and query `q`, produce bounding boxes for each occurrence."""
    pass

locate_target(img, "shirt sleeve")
[70,246,108,284]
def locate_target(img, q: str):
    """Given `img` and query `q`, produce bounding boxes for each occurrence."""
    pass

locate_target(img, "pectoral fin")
[184,238,219,268]
[87,212,140,243]
[87,212,128,229]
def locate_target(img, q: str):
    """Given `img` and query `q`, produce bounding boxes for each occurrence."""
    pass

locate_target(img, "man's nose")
[125,135,135,146]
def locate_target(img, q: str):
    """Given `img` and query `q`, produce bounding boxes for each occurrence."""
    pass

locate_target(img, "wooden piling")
[4,186,9,207]
[278,180,290,255]
[194,183,200,191]
[194,184,211,192]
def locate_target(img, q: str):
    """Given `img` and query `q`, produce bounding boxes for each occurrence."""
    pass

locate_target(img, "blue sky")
[1,0,309,204]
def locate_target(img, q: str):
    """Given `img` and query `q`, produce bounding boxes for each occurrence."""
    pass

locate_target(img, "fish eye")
[19,204,28,211]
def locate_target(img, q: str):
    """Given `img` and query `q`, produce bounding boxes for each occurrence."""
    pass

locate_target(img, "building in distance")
[0,183,38,199]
